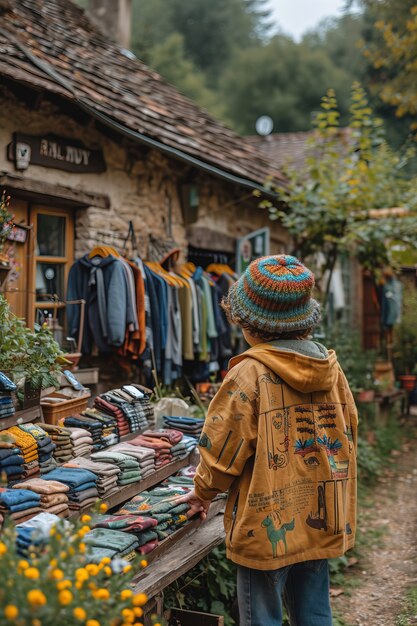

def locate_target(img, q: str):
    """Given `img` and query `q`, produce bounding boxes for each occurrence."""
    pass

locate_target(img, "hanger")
[88,245,120,259]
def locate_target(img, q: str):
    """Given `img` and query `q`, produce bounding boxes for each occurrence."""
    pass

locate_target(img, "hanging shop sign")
[236,227,270,275]
[7,133,106,173]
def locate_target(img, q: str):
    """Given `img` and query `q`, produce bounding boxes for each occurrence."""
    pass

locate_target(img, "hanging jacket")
[194,340,358,571]
[67,254,133,353]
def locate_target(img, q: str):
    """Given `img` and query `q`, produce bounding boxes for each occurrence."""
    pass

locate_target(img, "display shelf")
[0,405,43,431]
[131,506,226,598]
[68,453,194,518]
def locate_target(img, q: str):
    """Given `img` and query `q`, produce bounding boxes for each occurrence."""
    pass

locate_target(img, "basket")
[40,391,90,425]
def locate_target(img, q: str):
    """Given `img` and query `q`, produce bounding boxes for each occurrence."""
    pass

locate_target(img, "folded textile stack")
[0,488,42,523]
[0,447,26,484]
[63,415,104,452]
[3,427,40,484]
[63,457,121,500]
[91,451,142,486]
[92,513,158,552]
[19,423,57,474]
[42,467,98,512]
[128,432,174,469]
[162,415,204,439]
[172,435,198,458]
[116,482,191,552]
[110,443,155,478]
[81,407,119,448]
[16,511,64,556]
[0,372,16,420]
[66,427,94,457]
[94,387,153,435]
[84,527,139,563]
[0,393,15,420]
[13,477,70,517]
[41,423,74,463]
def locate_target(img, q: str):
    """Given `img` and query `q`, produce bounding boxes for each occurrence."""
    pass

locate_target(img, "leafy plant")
[0,295,66,390]
[260,83,417,308]
[393,285,417,375]
[325,328,376,394]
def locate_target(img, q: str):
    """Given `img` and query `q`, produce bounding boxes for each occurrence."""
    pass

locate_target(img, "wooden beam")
[0,172,110,209]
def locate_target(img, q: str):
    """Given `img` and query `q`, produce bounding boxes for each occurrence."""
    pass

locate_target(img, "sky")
[267,0,348,40]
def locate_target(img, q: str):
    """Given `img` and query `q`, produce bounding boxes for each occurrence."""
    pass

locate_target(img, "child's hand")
[175,489,211,520]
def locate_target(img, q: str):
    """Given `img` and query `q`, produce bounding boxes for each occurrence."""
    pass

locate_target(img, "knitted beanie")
[227,255,320,334]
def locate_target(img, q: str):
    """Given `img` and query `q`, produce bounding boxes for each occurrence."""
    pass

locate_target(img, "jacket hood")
[79,254,120,268]
[229,340,339,393]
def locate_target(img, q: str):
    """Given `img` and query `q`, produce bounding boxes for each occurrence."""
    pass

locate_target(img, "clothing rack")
[187,245,235,269]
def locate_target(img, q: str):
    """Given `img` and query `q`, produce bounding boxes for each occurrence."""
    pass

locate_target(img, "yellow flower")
[99,503,108,513]
[49,558,58,568]
[104,566,112,576]
[55,533,62,541]
[81,514,92,523]
[140,560,148,568]
[132,594,147,607]
[133,608,143,618]
[88,582,97,591]
[93,588,110,600]
[78,525,91,538]
[133,623,144,626]
[50,527,56,536]
[57,580,72,591]
[75,581,83,590]
[86,564,99,576]
[51,568,64,580]
[25,567,40,580]
[58,590,73,606]
[73,607,87,621]
[18,560,29,570]
[69,547,75,556]
[79,542,86,553]
[123,564,132,573]
[101,556,111,565]
[4,605,18,619]
[86,621,100,626]
[121,609,135,623]
[0,542,7,555]
[120,589,133,600]
[60,551,67,559]
[27,590,47,606]
[32,620,42,626]
[75,568,89,582]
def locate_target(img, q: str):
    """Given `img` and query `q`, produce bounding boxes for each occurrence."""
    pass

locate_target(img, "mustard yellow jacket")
[194,341,358,570]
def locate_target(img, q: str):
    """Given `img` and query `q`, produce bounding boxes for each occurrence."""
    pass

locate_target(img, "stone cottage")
[0,0,288,329]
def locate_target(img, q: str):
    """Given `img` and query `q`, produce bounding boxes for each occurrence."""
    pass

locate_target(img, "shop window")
[29,207,74,329]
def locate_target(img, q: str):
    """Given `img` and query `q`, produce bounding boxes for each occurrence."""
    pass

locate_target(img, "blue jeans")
[237,559,332,626]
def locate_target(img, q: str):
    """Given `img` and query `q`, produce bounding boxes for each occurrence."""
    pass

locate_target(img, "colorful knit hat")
[227,255,320,334]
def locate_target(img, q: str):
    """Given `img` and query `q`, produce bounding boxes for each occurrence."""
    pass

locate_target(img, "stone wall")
[0,86,289,261]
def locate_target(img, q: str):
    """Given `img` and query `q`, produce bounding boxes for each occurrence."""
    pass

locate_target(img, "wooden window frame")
[28,205,74,328]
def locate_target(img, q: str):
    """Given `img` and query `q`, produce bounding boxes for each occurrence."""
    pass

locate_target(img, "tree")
[260,84,417,304]
[218,35,354,134]
[361,2,417,126]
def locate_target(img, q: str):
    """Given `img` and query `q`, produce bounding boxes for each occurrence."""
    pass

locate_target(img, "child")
[180,255,357,626]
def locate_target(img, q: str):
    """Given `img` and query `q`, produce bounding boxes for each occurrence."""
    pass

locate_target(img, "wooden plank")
[69,454,194,518]
[132,513,226,598]
[0,405,43,431]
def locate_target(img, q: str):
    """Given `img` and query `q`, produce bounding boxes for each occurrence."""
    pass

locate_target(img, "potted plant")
[0,190,13,287]
[0,295,68,408]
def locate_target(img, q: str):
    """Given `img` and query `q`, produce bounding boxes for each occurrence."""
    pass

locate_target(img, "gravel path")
[333,435,417,626]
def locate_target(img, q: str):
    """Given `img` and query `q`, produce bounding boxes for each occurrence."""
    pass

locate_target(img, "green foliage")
[0,190,13,252]
[264,84,417,300]
[164,544,237,626]
[326,329,376,393]
[0,295,65,390]
[396,586,417,626]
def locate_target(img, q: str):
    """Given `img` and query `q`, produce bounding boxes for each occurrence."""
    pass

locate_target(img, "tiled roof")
[0,0,286,188]
[246,129,352,170]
